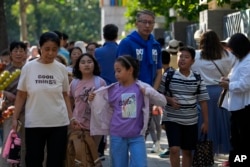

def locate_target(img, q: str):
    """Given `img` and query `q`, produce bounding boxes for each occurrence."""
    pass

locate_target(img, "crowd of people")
[0,8,249,167]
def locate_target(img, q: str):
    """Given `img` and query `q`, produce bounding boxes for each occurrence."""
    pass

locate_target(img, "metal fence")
[223,9,250,39]
[185,9,250,48]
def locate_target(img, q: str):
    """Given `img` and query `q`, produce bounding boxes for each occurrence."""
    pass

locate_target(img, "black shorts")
[165,121,198,150]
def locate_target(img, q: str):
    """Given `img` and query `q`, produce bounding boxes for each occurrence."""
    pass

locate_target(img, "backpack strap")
[164,69,201,97]
[193,71,201,95]
[71,79,80,98]
[164,68,175,97]
[72,76,101,97]
[94,76,101,89]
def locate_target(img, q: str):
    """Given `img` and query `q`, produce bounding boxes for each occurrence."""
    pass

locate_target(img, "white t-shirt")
[18,59,70,127]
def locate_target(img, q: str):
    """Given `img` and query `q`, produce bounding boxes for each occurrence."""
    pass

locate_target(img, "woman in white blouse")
[220,33,250,167]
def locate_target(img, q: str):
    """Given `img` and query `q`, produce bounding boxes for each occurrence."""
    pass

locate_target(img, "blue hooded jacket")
[117,31,162,86]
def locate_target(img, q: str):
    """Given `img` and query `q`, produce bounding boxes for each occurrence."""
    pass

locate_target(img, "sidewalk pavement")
[0,130,228,167]
[101,130,229,167]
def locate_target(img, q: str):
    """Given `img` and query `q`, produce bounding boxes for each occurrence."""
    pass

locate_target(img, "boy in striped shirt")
[158,46,209,167]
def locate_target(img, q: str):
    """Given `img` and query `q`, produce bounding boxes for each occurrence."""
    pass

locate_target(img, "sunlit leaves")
[125,0,209,30]
[4,0,101,44]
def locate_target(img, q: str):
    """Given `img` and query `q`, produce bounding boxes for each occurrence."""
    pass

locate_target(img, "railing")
[223,9,250,39]
[185,9,250,48]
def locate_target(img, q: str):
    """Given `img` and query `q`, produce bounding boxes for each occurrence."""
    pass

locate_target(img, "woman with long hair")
[192,30,236,156]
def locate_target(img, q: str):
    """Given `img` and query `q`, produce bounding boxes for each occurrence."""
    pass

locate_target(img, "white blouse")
[222,53,250,111]
[191,50,236,85]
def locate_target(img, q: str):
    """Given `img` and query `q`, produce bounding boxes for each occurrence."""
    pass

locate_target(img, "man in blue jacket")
[116,9,162,89]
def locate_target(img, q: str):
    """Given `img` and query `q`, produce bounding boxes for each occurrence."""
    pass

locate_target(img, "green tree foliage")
[125,0,249,31]
[217,0,250,9]
[4,0,101,45]
[4,0,20,45]
[125,0,207,30]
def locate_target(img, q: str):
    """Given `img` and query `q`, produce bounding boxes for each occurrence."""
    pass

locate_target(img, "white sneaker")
[151,141,163,153]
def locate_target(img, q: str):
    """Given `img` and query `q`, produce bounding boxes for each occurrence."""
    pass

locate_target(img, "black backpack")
[164,68,201,97]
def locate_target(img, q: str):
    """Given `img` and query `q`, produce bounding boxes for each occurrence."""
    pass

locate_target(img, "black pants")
[98,135,106,156]
[25,126,68,167]
[229,106,250,167]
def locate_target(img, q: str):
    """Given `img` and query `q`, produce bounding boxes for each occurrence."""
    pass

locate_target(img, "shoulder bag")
[211,61,227,108]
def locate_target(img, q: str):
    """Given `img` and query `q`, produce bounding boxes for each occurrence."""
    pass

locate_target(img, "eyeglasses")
[138,20,155,26]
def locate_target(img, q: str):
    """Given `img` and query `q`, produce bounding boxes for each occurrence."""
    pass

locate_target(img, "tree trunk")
[19,0,28,41]
[0,0,9,52]
[34,0,42,40]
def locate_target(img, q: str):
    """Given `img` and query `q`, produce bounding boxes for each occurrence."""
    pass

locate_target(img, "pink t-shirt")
[70,76,106,130]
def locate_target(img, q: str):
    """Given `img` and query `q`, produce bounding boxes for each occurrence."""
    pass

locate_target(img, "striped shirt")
[158,70,209,125]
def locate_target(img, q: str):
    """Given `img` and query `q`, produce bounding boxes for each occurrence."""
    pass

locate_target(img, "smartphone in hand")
[214,80,221,83]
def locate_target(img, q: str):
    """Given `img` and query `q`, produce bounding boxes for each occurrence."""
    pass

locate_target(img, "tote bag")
[192,134,214,167]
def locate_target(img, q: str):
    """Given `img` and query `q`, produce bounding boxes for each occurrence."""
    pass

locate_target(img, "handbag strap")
[199,133,208,141]
[212,61,228,92]
[211,61,224,76]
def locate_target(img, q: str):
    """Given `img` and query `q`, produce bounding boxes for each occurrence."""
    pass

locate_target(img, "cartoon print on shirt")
[121,93,136,118]
[79,86,95,119]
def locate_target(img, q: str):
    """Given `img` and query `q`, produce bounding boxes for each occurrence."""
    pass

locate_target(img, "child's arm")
[143,86,167,107]
[63,92,81,130]
[165,96,180,109]
[199,100,209,134]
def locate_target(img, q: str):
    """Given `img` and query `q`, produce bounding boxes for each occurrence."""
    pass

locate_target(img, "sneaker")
[99,156,105,161]
[151,141,163,153]
[98,153,105,161]
[159,150,170,158]
[150,144,157,153]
